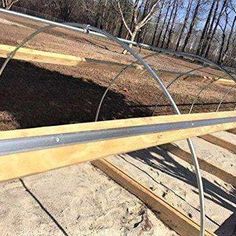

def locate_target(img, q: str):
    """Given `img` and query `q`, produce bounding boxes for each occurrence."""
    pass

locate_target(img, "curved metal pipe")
[216,85,236,112]
[87,27,206,236]
[189,78,217,114]
[144,46,236,83]
[152,64,210,115]
[95,51,159,121]
[148,53,236,115]
[0,24,55,76]
[148,51,236,115]
[0,10,205,236]
[189,79,236,114]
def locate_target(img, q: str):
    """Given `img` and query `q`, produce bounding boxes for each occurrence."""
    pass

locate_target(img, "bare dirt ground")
[0,14,236,130]
[0,14,235,236]
[0,19,235,130]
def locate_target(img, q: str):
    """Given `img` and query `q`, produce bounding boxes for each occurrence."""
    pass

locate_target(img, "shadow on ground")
[127,147,236,235]
[0,60,151,130]
[1,59,235,235]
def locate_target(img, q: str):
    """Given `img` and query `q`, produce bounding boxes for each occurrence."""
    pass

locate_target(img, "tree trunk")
[160,1,176,48]
[217,21,227,64]
[200,0,220,56]
[122,29,138,54]
[118,20,124,38]
[136,0,150,43]
[151,0,164,46]
[2,0,19,9]
[99,0,108,29]
[165,0,179,49]
[182,0,201,52]
[203,0,227,58]
[156,0,172,47]
[222,15,236,63]
[175,0,193,51]
[197,0,216,55]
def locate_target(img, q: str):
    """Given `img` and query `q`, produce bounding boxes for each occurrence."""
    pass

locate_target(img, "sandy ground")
[108,141,236,234]
[0,134,235,235]
[0,163,178,236]
[174,137,236,177]
[211,131,236,146]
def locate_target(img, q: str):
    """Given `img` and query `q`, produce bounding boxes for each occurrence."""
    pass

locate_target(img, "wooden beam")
[0,111,235,182]
[200,134,236,154]
[0,44,85,66]
[215,78,235,86]
[227,129,236,135]
[1,111,236,140]
[92,159,215,236]
[161,143,235,186]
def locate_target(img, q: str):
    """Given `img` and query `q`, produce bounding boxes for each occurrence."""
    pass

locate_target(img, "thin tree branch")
[5,0,18,9]
[138,0,159,29]
[117,0,132,36]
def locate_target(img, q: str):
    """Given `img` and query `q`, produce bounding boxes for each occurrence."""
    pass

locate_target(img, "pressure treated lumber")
[0,44,85,66]
[0,111,235,182]
[200,134,236,154]
[92,159,215,236]
[161,143,235,186]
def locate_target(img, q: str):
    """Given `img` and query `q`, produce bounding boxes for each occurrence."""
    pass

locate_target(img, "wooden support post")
[92,159,215,236]
[161,143,235,186]
[200,134,236,154]
[0,111,235,182]
[0,44,85,66]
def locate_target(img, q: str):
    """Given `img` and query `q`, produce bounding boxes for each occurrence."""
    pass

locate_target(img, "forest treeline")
[1,0,236,68]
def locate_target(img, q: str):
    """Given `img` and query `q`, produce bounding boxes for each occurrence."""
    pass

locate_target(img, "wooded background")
[1,0,236,68]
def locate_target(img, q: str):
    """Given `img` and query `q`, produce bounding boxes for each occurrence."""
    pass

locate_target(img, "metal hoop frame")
[1,8,235,236]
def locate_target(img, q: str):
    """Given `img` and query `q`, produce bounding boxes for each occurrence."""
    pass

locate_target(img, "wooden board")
[227,128,236,135]
[92,159,215,236]
[215,78,235,86]
[1,111,236,140]
[161,143,235,186]
[0,111,236,182]
[0,44,85,66]
[200,134,236,154]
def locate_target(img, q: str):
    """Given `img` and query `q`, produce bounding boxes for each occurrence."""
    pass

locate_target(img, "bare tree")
[1,0,19,9]
[182,0,202,52]
[175,0,193,51]
[160,0,174,48]
[222,0,236,64]
[51,0,78,21]
[136,0,153,43]
[95,0,108,29]
[165,0,180,49]
[156,0,172,47]
[151,0,165,45]
[197,0,217,55]
[117,1,130,37]
[161,0,180,48]
[217,4,230,64]
[9,0,236,67]
[117,0,159,51]
[199,0,220,56]
[203,0,227,57]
